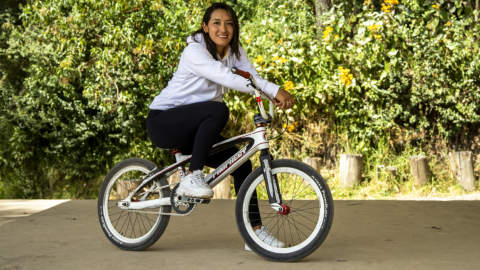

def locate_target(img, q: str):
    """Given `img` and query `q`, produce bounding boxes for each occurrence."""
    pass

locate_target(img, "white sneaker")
[245,226,286,251]
[176,170,214,199]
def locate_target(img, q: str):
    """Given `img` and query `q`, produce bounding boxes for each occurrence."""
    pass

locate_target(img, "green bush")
[1,0,480,198]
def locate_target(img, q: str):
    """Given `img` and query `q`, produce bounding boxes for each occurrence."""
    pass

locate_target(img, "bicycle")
[97,67,334,262]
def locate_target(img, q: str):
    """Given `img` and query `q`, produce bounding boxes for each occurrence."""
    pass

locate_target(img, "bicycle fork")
[259,149,284,212]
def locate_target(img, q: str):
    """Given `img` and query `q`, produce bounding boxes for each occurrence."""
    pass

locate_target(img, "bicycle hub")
[277,204,290,215]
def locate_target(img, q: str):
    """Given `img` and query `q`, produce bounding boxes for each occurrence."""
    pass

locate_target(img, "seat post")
[171,149,183,163]
[171,149,186,180]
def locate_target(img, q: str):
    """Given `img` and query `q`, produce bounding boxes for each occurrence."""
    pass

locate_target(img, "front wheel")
[235,159,334,262]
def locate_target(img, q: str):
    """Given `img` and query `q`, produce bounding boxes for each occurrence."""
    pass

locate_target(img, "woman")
[147,3,294,249]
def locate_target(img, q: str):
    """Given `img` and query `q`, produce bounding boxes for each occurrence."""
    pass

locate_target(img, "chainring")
[170,183,195,214]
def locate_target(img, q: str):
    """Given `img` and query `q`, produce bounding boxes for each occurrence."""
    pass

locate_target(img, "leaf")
[384,62,391,72]
[388,49,398,56]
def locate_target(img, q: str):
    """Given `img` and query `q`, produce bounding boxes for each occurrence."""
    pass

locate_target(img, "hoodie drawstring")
[222,57,230,98]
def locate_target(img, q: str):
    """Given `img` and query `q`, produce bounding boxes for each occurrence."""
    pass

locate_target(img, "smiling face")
[202,9,234,57]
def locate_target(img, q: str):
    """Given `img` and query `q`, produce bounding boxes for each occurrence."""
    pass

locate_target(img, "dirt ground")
[1,199,479,270]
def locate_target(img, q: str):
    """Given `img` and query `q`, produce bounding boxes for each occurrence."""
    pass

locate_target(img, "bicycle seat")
[157,147,182,155]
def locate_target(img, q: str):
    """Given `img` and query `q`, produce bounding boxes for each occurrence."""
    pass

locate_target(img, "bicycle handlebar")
[231,67,251,79]
[231,67,270,121]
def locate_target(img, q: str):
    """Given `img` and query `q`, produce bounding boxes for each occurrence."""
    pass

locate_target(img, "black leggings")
[146,101,261,226]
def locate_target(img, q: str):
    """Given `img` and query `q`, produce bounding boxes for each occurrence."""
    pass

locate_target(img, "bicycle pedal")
[176,195,210,205]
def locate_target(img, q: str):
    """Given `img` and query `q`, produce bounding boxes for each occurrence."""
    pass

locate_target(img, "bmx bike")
[97,68,334,262]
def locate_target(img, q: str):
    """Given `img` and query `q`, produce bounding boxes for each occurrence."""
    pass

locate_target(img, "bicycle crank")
[170,183,210,215]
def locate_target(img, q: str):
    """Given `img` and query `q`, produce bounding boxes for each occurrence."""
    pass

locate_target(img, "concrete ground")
[0,199,479,270]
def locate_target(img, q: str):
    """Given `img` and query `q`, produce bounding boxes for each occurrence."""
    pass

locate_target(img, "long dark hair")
[189,3,241,61]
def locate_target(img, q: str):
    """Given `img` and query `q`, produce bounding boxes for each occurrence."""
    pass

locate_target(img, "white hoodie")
[149,34,280,110]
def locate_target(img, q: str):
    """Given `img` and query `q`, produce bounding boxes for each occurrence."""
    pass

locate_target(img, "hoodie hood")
[186,33,232,60]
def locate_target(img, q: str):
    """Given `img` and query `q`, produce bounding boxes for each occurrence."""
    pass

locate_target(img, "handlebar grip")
[231,67,251,79]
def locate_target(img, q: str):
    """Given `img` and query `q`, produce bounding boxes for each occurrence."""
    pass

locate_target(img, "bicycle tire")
[98,158,171,251]
[235,159,334,262]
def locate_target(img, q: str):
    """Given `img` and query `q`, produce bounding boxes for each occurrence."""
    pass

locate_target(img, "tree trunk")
[409,155,430,185]
[315,0,332,39]
[450,151,476,192]
[339,154,363,187]
[476,0,480,21]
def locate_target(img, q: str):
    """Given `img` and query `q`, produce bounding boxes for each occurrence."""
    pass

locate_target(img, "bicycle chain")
[125,204,196,216]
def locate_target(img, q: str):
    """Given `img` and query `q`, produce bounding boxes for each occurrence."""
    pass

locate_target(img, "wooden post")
[450,151,476,192]
[376,165,385,180]
[409,155,430,185]
[212,176,233,199]
[302,157,322,173]
[117,179,142,199]
[339,154,363,187]
[168,167,188,185]
[386,166,397,178]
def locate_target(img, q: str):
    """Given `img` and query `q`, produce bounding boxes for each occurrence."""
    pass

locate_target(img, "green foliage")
[1,0,480,198]
[0,0,211,198]
[315,0,480,142]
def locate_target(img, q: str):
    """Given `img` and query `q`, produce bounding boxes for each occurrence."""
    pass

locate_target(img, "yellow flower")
[255,55,264,63]
[368,24,380,31]
[363,0,371,5]
[277,38,283,44]
[334,35,339,39]
[284,81,294,91]
[338,66,354,86]
[444,21,452,26]
[376,35,382,39]
[280,57,287,63]
[283,123,287,128]
[273,55,280,61]
[381,4,391,13]
[323,26,334,40]
[432,4,439,9]
[384,0,398,5]
[246,39,251,44]
[294,121,298,127]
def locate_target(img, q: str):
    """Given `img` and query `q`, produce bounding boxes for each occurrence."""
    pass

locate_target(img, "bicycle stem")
[231,67,271,121]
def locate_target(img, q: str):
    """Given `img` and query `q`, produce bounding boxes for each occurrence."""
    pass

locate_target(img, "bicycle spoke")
[285,215,309,239]
[289,184,313,203]
[111,210,127,226]
[294,200,316,210]
[138,212,148,236]
[289,210,318,224]
[295,206,320,212]
[286,214,295,246]
[291,209,319,216]
[288,213,314,232]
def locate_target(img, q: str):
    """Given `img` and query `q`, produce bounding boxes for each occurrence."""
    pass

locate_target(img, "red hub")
[277,204,290,215]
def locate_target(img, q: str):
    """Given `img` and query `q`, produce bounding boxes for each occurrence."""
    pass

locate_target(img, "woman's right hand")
[273,88,295,110]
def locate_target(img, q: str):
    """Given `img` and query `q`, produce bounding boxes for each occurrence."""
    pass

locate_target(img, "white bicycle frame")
[118,68,284,212]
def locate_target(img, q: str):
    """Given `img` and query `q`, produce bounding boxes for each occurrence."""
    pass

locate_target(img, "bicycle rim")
[242,167,326,254]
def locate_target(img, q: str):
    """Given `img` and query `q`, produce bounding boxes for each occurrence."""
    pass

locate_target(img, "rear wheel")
[98,158,171,251]
[235,159,334,262]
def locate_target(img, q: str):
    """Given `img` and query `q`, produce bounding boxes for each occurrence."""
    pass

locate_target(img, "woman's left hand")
[273,88,295,110]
